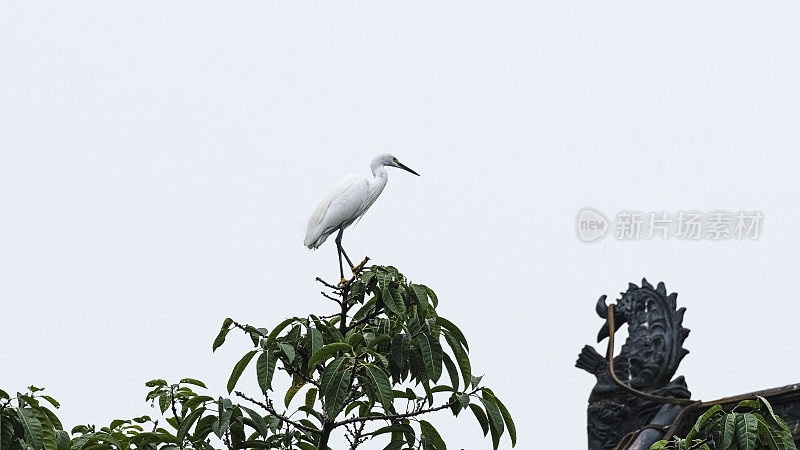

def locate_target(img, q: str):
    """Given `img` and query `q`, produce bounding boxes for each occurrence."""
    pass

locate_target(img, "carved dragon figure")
[576,279,692,449]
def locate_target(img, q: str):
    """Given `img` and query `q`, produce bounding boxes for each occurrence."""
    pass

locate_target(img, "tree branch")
[343,306,384,333]
[332,388,482,427]
[169,386,182,428]
[321,291,342,304]
[346,421,367,449]
[316,277,344,291]
[234,391,320,435]
[276,366,320,388]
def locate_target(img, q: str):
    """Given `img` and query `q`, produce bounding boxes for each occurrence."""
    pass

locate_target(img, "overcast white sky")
[2,1,800,448]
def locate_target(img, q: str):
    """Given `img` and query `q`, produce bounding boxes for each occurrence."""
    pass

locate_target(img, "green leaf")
[284,378,305,407]
[757,396,789,432]
[692,404,723,433]
[735,413,758,450]
[347,332,364,348]
[265,318,297,349]
[55,430,70,450]
[410,284,429,315]
[177,407,205,441]
[392,334,411,369]
[31,407,57,450]
[256,351,278,393]
[471,375,483,389]
[419,420,446,450]
[416,334,443,383]
[422,285,438,308]
[17,408,44,450]
[422,380,434,406]
[712,413,736,449]
[239,406,269,438]
[480,396,505,450]
[436,317,469,352]
[278,343,296,363]
[469,404,490,436]
[361,364,394,413]
[442,329,471,387]
[755,413,787,450]
[305,388,317,410]
[146,379,168,388]
[457,393,470,408]
[353,297,378,322]
[40,395,60,409]
[213,398,233,439]
[183,395,213,414]
[213,318,233,352]
[376,271,392,291]
[392,389,415,399]
[441,352,460,392]
[159,392,173,414]
[382,287,405,317]
[448,393,462,416]
[370,424,414,437]
[71,432,122,450]
[319,357,350,419]
[307,328,324,359]
[307,343,352,369]
[484,391,516,447]
[368,334,390,350]
[737,399,760,410]
[345,401,364,416]
[180,378,207,389]
[227,350,258,393]
[245,326,268,346]
[40,406,62,432]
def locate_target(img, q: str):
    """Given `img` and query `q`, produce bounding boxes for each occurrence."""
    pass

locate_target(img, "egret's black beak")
[396,162,420,176]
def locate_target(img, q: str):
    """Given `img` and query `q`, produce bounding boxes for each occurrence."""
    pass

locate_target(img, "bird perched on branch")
[304,153,420,284]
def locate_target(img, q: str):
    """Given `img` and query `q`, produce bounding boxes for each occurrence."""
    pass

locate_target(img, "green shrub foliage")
[651,396,797,450]
[1,265,514,450]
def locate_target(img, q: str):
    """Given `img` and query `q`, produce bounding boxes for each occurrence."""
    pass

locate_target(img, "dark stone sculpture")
[576,279,692,450]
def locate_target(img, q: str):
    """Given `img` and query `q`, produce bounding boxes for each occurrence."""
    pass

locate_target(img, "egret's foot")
[350,257,370,274]
[338,277,350,287]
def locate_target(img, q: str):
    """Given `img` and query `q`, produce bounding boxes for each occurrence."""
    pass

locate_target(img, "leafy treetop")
[1,264,515,450]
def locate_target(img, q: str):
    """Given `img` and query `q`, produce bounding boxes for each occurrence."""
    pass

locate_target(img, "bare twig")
[222,429,233,450]
[346,421,367,449]
[316,277,343,291]
[321,291,342,304]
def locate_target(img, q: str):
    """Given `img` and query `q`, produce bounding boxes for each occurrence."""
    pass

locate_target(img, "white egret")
[304,153,420,282]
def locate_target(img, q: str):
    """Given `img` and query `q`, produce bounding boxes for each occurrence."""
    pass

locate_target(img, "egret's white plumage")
[304,153,419,254]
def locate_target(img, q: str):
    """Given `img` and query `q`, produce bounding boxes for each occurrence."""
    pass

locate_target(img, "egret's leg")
[340,247,355,270]
[335,227,355,269]
[337,245,345,283]
[335,227,353,284]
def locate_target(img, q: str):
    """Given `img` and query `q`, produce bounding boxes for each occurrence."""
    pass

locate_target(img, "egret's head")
[375,153,420,176]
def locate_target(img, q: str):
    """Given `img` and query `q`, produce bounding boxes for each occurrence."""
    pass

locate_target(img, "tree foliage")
[651,396,797,450]
[1,265,514,450]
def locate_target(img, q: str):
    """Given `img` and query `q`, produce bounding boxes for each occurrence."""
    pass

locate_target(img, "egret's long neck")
[369,162,389,192]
